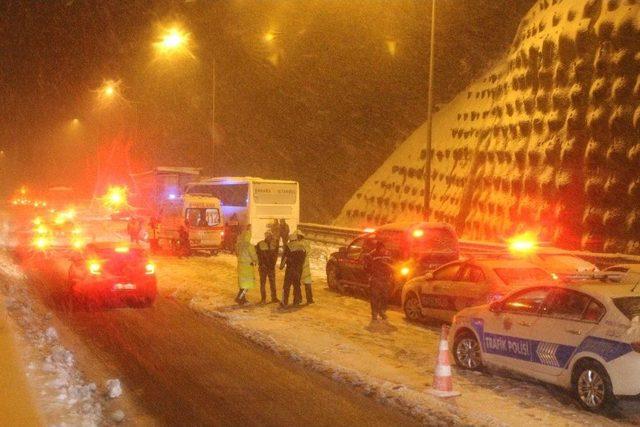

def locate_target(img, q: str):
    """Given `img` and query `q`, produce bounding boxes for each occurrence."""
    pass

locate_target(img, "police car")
[449,281,640,411]
[401,258,555,323]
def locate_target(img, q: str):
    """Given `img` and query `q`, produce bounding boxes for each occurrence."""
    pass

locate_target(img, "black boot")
[304,283,314,304]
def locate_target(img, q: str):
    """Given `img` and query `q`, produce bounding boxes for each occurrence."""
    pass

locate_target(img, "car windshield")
[613,297,640,320]
[377,228,457,260]
[411,229,458,253]
[494,267,552,286]
[92,247,145,260]
[537,254,594,272]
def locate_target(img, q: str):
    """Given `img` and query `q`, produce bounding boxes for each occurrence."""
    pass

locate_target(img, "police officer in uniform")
[255,230,279,304]
[279,231,305,307]
[363,241,393,321]
[297,232,314,304]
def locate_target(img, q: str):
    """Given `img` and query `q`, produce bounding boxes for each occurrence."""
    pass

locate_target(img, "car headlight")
[145,262,155,275]
[87,260,102,275]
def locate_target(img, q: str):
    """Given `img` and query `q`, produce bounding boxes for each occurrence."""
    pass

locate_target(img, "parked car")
[402,258,555,322]
[68,242,157,307]
[449,282,640,411]
[326,222,459,302]
[516,249,598,279]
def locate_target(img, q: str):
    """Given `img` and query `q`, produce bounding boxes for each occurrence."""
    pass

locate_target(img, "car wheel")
[453,331,482,370]
[573,360,615,411]
[326,264,341,292]
[403,293,423,321]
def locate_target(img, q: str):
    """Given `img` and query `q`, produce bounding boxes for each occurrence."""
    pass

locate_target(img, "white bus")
[185,177,299,244]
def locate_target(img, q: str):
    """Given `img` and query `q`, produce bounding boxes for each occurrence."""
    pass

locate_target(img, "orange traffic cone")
[428,324,461,397]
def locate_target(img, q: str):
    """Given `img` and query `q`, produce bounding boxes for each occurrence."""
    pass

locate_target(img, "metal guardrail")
[297,223,640,269]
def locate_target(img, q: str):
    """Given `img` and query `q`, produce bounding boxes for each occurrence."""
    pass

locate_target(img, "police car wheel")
[573,361,614,411]
[453,332,482,370]
[403,293,422,321]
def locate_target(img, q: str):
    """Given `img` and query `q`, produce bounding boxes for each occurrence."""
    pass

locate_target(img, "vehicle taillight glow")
[88,260,101,275]
[412,229,424,238]
[145,262,156,275]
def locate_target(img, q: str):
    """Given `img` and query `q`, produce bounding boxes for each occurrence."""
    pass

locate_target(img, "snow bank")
[0,252,104,426]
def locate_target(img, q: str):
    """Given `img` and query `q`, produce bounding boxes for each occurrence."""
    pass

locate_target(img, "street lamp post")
[155,26,217,176]
[423,0,436,221]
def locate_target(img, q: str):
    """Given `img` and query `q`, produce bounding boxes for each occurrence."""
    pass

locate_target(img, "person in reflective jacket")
[279,232,305,307]
[363,241,393,321]
[235,226,257,305]
[255,230,279,304]
[297,232,314,304]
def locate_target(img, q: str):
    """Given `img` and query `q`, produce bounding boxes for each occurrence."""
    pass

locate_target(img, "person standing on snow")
[255,230,279,304]
[127,216,141,244]
[225,213,240,253]
[279,218,290,247]
[363,241,393,321]
[297,231,314,304]
[279,231,305,307]
[178,224,190,257]
[235,225,257,305]
[270,219,281,253]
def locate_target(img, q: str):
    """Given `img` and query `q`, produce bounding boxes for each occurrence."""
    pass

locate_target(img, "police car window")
[503,288,550,314]
[347,238,364,260]
[582,299,606,322]
[460,266,485,283]
[543,289,591,320]
[433,263,460,281]
[613,297,640,320]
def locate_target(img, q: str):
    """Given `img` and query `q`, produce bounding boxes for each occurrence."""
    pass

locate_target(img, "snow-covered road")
[156,244,640,426]
[3,216,640,425]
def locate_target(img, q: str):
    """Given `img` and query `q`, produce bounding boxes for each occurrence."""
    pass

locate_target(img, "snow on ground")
[0,252,105,427]
[155,242,640,426]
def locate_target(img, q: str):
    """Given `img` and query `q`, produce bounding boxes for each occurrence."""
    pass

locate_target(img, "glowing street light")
[102,186,128,211]
[96,79,122,105]
[263,31,276,43]
[154,26,192,57]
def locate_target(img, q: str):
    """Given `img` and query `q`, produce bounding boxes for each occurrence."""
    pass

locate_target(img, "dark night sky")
[0,0,533,222]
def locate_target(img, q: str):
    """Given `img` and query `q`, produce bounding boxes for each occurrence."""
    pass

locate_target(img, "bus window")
[186,184,248,207]
[212,184,248,206]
